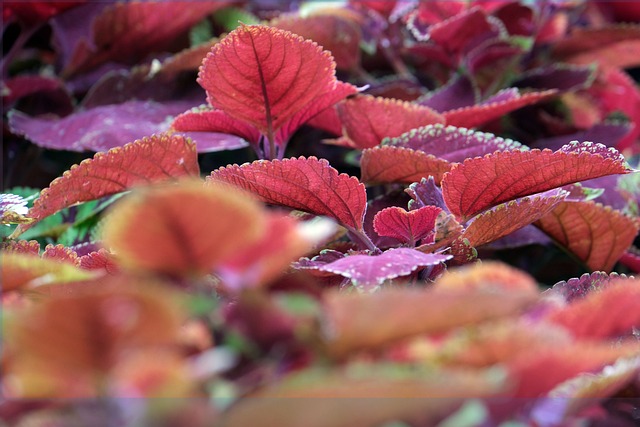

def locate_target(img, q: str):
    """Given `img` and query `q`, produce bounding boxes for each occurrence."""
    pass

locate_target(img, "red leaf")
[102,180,266,276]
[337,95,445,149]
[462,190,568,247]
[441,142,631,221]
[63,2,226,77]
[42,244,79,266]
[443,90,557,128]
[271,12,362,71]
[16,134,199,234]
[547,279,640,339]
[78,249,119,275]
[373,206,442,245]
[3,1,84,26]
[426,7,498,54]
[361,146,453,185]
[552,25,640,69]
[535,201,639,272]
[209,156,367,232]
[1,240,40,256]
[619,250,640,273]
[198,25,352,143]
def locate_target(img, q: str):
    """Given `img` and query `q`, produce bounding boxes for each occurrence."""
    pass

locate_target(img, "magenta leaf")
[383,124,526,162]
[9,100,197,152]
[373,206,443,245]
[417,75,476,113]
[317,248,452,289]
[363,192,412,250]
[513,64,596,92]
[534,122,633,151]
[550,272,634,303]
[208,156,367,232]
[406,177,449,212]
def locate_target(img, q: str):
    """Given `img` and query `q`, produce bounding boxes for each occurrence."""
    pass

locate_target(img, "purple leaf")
[383,124,526,162]
[418,75,476,112]
[483,225,552,250]
[481,88,519,104]
[9,100,198,152]
[406,177,449,212]
[514,64,595,92]
[533,122,633,151]
[549,272,634,303]
[580,175,629,210]
[317,248,452,289]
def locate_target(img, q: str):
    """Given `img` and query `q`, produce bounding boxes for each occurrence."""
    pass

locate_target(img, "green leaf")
[213,7,260,32]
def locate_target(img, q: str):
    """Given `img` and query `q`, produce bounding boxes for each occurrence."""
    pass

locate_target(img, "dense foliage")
[2,1,640,426]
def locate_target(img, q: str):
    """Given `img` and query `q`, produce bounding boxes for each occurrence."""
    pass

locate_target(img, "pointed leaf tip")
[208,156,367,232]
[441,142,630,221]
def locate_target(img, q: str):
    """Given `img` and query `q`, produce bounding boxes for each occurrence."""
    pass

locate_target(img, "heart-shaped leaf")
[317,248,451,289]
[441,141,631,221]
[209,156,367,232]
[361,146,453,185]
[337,95,445,149]
[547,279,640,339]
[462,190,568,247]
[373,206,443,245]
[443,89,557,128]
[198,25,351,143]
[102,180,266,276]
[535,201,639,272]
[15,134,199,235]
[383,124,526,162]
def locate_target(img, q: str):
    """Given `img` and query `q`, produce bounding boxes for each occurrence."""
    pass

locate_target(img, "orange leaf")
[434,261,538,293]
[441,142,630,221]
[361,146,452,185]
[462,190,568,247]
[535,201,639,272]
[338,95,445,149]
[102,180,265,276]
[547,279,640,339]
[16,134,199,235]
[1,253,95,293]
[323,287,538,358]
[209,156,367,232]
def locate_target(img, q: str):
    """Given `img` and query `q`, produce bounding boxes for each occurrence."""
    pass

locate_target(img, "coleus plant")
[2,1,640,426]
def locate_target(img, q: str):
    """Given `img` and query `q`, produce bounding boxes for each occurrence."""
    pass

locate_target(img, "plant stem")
[1,23,39,79]
[347,227,380,253]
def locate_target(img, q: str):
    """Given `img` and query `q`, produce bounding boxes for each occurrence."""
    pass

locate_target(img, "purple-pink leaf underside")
[462,190,568,248]
[383,124,525,162]
[550,271,633,303]
[418,75,476,112]
[406,177,449,212]
[171,108,262,146]
[9,100,197,152]
[208,156,367,232]
[443,90,557,129]
[513,64,595,92]
[441,141,631,221]
[317,248,452,289]
[534,122,632,151]
[361,146,453,185]
[17,134,199,233]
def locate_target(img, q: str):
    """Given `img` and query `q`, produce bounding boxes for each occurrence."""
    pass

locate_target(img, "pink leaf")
[209,156,367,232]
[373,206,443,245]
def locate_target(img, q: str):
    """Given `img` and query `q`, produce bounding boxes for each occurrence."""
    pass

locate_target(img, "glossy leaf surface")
[209,157,367,232]
[17,134,199,234]
[535,201,639,272]
[441,142,630,221]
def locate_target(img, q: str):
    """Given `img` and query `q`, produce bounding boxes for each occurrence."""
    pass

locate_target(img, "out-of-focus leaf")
[383,124,526,162]
[513,64,595,92]
[462,190,568,247]
[373,206,442,245]
[337,95,444,149]
[102,180,266,276]
[42,244,79,265]
[323,287,538,358]
[0,193,31,225]
[546,279,640,339]
[535,201,639,272]
[209,156,367,232]
[361,146,452,185]
[271,12,362,71]
[443,89,557,129]
[220,365,506,427]
[534,122,632,151]
[434,261,538,293]
[15,134,199,235]
[425,7,501,54]
[549,271,633,302]
[441,142,631,221]
[1,253,95,292]
[62,2,226,77]
[316,248,451,289]
[3,1,85,26]
[9,100,198,152]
